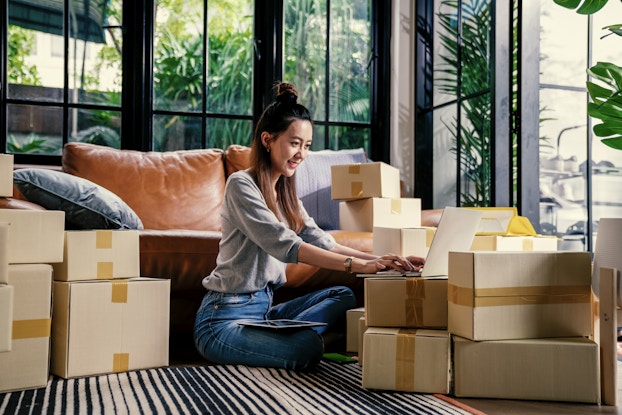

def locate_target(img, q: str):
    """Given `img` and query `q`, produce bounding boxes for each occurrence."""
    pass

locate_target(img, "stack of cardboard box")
[0,154,62,392]
[449,250,599,403]
[0,155,171,390]
[332,162,421,231]
[50,229,170,379]
[333,161,600,403]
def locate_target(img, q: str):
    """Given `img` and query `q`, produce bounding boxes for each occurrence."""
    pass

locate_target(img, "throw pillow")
[295,148,369,230]
[13,168,144,230]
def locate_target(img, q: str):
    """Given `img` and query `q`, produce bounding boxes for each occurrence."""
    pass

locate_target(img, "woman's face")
[264,119,313,181]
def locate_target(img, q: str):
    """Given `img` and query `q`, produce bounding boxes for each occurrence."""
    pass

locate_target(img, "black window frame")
[1,0,392,164]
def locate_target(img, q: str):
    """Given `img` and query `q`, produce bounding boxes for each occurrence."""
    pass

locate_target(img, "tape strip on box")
[405,278,424,327]
[113,353,129,372]
[448,284,591,307]
[396,329,416,391]
[111,281,128,303]
[13,318,51,339]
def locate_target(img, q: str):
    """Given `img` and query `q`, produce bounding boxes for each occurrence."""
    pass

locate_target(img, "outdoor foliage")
[436,0,492,206]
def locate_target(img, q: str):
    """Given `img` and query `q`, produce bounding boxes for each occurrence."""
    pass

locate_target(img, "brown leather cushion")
[62,143,226,231]
[224,144,251,177]
[0,196,46,210]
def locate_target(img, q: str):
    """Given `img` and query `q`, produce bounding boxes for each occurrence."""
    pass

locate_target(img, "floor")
[170,334,621,415]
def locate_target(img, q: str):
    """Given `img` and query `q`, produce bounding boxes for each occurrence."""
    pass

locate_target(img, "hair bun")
[276,82,298,105]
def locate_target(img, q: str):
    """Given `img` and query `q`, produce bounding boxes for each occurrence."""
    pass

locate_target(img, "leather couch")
[3,142,441,355]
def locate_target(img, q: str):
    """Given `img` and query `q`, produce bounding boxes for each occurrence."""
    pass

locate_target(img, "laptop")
[358,206,483,278]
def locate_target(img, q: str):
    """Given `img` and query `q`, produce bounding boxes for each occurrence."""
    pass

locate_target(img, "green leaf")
[553,0,582,9]
[593,123,616,137]
[576,0,609,15]
[554,0,609,14]
[601,136,622,150]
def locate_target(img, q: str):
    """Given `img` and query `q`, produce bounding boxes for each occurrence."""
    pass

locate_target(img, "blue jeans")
[193,285,356,371]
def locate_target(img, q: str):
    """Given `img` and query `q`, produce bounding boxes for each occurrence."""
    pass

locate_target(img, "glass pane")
[328,126,370,151]
[154,0,204,112]
[153,114,203,151]
[284,0,328,121]
[69,0,122,106]
[433,0,458,107]
[433,104,458,208]
[540,2,587,87]
[68,109,122,149]
[460,0,491,96]
[459,95,491,206]
[539,88,588,247]
[312,125,326,150]
[7,104,63,155]
[328,0,371,123]
[206,118,253,148]
[6,25,62,101]
[206,0,254,116]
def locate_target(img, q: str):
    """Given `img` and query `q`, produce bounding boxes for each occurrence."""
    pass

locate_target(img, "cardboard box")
[0,209,65,264]
[51,277,170,378]
[470,235,558,251]
[453,336,600,403]
[53,230,140,281]
[365,277,448,328]
[346,307,365,353]
[373,226,435,257]
[0,222,8,284]
[0,264,53,392]
[331,162,400,201]
[0,284,13,352]
[448,251,592,340]
[357,316,367,366]
[339,198,421,232]
[0,154,13,197]
[362,328,450,393]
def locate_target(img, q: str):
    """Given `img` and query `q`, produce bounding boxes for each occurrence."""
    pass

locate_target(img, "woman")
[194,82,424,371]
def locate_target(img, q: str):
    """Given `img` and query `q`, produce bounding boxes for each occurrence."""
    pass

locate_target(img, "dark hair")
[249,82,312,233]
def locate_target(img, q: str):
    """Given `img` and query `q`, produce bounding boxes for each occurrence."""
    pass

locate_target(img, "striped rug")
[0,361,481,414]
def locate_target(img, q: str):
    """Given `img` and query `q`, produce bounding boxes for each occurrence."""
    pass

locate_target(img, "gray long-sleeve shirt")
[202,170,337,293]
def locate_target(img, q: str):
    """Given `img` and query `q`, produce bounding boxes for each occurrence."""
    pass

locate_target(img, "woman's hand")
[406,255,425,272]
[356,253,419,274]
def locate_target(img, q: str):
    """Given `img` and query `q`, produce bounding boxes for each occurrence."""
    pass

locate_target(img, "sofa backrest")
[62,142,226,231]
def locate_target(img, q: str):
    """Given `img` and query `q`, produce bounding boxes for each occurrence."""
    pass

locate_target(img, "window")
[2,0,387,162]
[4,0,123,161]
[539,2,622,251]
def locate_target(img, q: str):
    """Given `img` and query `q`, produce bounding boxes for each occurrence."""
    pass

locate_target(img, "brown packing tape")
[97,262,114,279]
[448,284,591,307]
[348,165,361,174]
[350,182,363,198]
[111,281,128,303]
[474,294,590,307]
[396,329,416,390]
[113,353,129,372]
[96,230,113,249]
[12,318,51,339]
[405,278,425,326]
[475,284,590,297]
[390,199,401,215]
[522,238,534,251]
[448,285,474,307]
